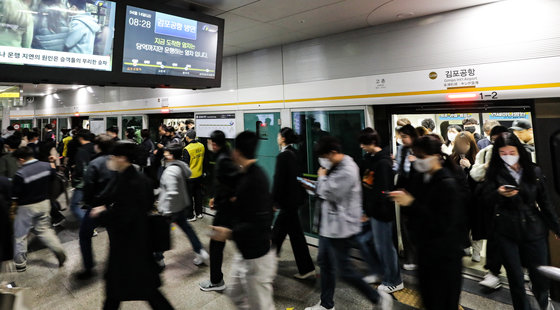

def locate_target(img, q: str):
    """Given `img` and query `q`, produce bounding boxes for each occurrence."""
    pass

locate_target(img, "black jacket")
[83,153,116,209]
[212,148,238,212]
[408,167,467,259]
[0,177,12,261]
[72,143,96,187]
[272,145,303,212]
[481,164,560,241]
[231,163,273,259]
[360,147,395,221]
[97,165,161,300]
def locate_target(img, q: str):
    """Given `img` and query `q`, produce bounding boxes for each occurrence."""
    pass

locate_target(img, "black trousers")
[49,200,65,224]
[400,212,417,264]
[210,210,230,284]
[272,210,315,275]
[187,177,203,217]
[484,235,503,275]
[497,234,550,310]
[418,251,463,310]
[103,290,174,310]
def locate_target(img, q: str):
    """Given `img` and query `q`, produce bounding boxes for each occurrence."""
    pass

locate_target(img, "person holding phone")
[272,127,316,280]
[389,134,467,310]
[481,132,560,310]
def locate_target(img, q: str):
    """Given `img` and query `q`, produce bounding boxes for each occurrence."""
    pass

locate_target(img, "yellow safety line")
[10,82,560,118]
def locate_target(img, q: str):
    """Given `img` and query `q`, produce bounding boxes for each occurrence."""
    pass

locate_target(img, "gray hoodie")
[314,155,363,239]
[158,160,192,215]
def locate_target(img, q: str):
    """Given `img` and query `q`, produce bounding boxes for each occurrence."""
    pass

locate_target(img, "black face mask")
[464,126,476,134]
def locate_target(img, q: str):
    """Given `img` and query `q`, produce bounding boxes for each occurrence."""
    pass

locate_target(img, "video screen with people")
[0,0,116,71]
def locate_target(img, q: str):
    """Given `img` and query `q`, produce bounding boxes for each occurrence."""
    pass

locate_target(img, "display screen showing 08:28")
[122,5,219,79]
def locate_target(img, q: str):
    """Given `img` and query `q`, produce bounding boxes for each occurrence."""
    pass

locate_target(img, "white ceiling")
[167,0,501,56]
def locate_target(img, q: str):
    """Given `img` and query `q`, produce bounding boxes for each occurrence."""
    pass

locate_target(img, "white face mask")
[447,132,457,142]
[318,157,333,170]
[397,138,403,145]
[413,157,434,173]
[501,154,519,166]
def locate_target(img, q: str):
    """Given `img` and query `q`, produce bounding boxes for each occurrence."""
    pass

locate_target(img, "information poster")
[196,114,235,139]
[122,6,219,78]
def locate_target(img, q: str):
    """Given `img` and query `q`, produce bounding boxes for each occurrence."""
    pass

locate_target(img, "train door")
[384,101,535,279]
[243,112,281,186]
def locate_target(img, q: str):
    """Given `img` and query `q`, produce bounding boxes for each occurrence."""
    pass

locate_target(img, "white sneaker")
[402,264,417,271]
[363,274,382,284]
[472,252,481,263]
[187,216,197,222]
[304,302,334,310]
[376,290,394,310]
[294,270,316,280]
[378,283,404,293]
[197,214,203,219]
[193,249,210,266]
[479,272,501,289]
[92,229,98,237]
[464,247,472,256]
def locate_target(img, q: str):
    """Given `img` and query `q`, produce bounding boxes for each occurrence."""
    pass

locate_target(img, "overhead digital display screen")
[122,5,219,79]
[0,0,116,71]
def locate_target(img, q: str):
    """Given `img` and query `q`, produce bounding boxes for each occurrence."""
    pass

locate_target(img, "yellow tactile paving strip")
[392,287,465,310]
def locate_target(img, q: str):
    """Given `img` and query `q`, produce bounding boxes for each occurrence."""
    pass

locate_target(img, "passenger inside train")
[2,1,560,310]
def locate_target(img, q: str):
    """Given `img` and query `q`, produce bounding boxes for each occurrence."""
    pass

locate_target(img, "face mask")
[318,158,333,170]
[397,138,403,145]
[501,155,519,166]
[207,142,214,153]
[447,133,457,142]
[413,157,434,173]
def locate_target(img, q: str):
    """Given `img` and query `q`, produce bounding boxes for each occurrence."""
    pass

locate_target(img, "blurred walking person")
[272,127,315,280]
[90,142,174,310]
[199,130,239,292]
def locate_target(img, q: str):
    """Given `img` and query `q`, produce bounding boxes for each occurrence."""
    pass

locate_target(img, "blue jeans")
[156,210,202,260]
[70,189,85,222]
[79,209,98,270]
[318,236,380,309]
[368,218,402,286]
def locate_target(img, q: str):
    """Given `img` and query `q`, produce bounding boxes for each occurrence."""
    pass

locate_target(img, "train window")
[122,116,143,142]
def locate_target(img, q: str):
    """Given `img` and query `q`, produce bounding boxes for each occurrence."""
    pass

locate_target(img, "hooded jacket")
[360,147,395,221]
[314,155,363,238]
[158,160,192,215]
[65,13,100,54]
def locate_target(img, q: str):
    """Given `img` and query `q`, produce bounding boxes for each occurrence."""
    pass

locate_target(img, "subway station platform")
[0,198,551,310]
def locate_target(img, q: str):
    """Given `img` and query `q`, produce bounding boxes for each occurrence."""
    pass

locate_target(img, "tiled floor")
[0,205,527,310]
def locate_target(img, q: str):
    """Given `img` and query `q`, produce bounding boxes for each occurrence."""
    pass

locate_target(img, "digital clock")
[128,18,151,29]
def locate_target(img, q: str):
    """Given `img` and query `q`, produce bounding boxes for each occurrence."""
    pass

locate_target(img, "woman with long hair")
[451,132,483,261]
[442,125,463,155]
[390,134,467,310]
[482,132,560,310]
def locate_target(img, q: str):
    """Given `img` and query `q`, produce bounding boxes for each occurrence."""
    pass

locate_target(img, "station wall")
[11,0,560,120]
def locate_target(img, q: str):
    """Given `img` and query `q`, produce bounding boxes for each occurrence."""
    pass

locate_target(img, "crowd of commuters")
[0,116,557,310]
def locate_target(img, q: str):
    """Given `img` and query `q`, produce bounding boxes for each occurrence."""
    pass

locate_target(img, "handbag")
[148,214,171,252]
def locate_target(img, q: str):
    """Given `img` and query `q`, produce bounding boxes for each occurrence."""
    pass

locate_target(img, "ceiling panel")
[366,0,501,25]
[269,0,380,33]
[230,0,344,23]
[188,0,260,12]
[219,12,263,33]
